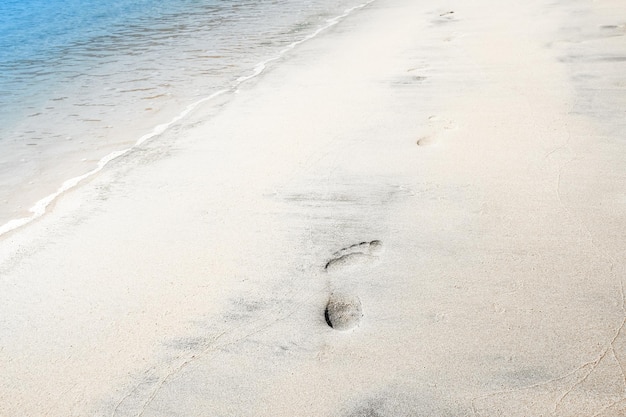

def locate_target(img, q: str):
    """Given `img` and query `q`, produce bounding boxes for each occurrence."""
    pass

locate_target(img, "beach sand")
[1,0,626,415]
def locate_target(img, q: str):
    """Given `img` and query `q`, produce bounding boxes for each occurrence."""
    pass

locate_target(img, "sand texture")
[1,0,626,415]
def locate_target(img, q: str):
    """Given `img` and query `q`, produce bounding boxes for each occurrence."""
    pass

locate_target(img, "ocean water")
[0,0,371,235]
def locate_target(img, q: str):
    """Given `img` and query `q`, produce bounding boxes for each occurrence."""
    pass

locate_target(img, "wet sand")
[1,0,626,415]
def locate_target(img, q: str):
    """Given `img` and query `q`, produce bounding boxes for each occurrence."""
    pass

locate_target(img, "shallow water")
[0,0,370,233]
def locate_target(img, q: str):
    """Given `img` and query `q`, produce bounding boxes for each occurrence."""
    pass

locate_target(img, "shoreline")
[0,0,374,239]
[1,0,626,415]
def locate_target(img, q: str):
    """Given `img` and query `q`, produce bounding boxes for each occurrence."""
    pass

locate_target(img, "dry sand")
[1,0,626,415]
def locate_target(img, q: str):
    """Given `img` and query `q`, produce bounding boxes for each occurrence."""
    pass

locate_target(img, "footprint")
[427,115,456,130]
[416,136,436,147]
[391,69,428,87]
[430,10,456,26]
[324,293,363,331]
[322,240,382,331]
[324,240,383,272]
[415,115,457,147]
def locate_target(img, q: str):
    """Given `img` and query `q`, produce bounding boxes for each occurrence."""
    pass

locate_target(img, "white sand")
[1,0,626,415]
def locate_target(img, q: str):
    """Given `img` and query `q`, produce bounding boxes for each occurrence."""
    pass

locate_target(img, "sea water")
[0,0,372,235]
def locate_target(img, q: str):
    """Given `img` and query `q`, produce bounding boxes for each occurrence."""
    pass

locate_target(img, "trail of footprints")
[321,11,456,332]
[323,240,382,331]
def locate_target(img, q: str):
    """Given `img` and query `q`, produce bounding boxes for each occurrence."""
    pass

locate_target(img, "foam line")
[0,88,228,238]
[0,0,375,239]
[234,0,375,86]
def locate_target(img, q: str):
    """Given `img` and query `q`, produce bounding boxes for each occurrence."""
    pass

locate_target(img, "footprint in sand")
[415,115,457,147]
[430,10,456,26]
[324,292,363,331]
[324,240,383,272]
[416,136,436,147]
[322,240,383,331]
[392,68,428,87]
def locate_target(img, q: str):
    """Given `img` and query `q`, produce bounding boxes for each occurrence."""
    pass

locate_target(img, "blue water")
[0,0,299,124]
[0,0,156,63]
[0,0,369,228]
[1,0,180,110]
